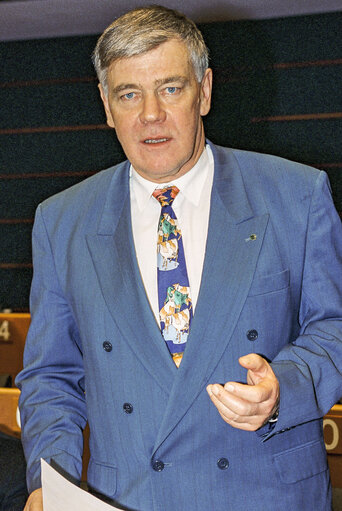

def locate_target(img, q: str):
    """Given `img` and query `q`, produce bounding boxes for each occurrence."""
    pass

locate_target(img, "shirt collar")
[130,144,212,211]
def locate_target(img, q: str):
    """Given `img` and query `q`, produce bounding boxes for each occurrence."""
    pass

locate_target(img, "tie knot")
[153,186,179,207]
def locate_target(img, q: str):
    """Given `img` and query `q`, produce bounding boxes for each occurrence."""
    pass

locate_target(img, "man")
[17,5,342,510]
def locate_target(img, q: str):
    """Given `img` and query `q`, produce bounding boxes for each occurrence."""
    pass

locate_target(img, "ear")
[199,68,212,117]
[98,83,115,128]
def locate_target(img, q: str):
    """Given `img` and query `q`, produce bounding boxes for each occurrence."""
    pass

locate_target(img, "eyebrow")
[155,75,189,87]
[112,83,138,94]
[111,76,189,95]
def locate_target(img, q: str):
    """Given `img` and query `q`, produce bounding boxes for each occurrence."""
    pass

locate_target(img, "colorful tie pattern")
[153,186,192,367]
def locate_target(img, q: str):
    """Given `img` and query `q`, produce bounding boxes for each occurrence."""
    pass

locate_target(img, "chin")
[139,161,180,180]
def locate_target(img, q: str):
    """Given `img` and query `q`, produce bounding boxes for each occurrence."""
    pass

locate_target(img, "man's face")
[99,38,212,183]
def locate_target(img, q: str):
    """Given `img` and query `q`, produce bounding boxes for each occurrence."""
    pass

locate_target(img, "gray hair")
[92,5,209,94]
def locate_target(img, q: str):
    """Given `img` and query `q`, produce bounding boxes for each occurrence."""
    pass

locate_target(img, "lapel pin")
[245,234,257,242]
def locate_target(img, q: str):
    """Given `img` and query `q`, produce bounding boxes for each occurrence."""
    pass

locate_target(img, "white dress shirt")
[130,144,214,325]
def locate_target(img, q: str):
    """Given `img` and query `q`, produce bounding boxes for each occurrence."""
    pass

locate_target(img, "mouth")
[143,137,170,144]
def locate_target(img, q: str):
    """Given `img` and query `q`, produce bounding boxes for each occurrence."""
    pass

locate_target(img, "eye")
[165,86,179,95]
[122,92,135,100]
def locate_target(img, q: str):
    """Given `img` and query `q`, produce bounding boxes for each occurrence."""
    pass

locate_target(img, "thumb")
[239,354,270,384]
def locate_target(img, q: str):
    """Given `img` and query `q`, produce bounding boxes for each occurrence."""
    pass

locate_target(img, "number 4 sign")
[0,320,10,342]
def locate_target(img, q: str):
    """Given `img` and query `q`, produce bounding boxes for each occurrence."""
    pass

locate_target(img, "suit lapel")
[86,162,176,395]
[152,143,269,455]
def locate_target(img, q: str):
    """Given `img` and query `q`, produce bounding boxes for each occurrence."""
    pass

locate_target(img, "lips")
[143,137,170,144]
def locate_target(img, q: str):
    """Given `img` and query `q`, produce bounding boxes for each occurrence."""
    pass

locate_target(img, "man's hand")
[206,354,279,431]
[24,488,43,510]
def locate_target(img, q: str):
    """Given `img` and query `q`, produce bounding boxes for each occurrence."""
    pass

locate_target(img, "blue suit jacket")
[17,142,342,510]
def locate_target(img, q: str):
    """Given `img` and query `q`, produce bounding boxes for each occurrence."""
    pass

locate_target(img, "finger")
[217,410,266,431]
[207,382,277,424]
[207,384,258,418]
[223,380,272,404]
[223,380,278,421]
[207,385,268,430]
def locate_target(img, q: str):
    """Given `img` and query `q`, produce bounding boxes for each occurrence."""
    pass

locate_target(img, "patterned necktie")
[153,186,192,368]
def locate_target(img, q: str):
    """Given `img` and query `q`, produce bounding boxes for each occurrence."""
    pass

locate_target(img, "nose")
[139,93,166,124]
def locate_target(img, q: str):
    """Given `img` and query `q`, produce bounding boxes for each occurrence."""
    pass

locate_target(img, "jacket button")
[247,329,258,341]
[217,457,229,470]
[152,460,165,472]
[123,403,133,414]
[103,341,112,352]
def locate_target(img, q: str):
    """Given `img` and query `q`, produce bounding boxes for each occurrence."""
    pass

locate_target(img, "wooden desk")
[0,387,21,437]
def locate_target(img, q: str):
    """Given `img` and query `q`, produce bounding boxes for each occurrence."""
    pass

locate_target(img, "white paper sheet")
[41,459,122,510]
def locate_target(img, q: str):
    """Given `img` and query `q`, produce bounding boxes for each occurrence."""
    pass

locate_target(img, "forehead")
[107,39,195,86]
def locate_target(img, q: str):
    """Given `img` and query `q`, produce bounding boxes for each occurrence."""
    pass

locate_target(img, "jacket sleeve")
[16,204,87,493]
[265,170,342,438]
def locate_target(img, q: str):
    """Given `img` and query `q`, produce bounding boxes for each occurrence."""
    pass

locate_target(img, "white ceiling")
[1,0,342,42]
